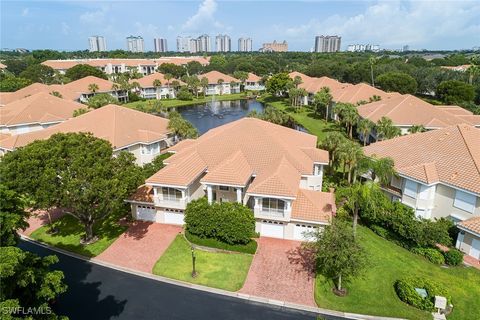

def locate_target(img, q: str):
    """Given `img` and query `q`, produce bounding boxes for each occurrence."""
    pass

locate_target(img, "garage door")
[293,224,316,241]
[471,239,480,259]
[136,205,156,222]
[260,220,285,239]
[164,210,185,225]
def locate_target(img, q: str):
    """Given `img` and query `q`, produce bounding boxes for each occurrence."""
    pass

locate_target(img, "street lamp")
[191,246,198,278]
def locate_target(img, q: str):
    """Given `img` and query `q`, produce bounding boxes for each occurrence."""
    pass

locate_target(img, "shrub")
[444,249,463,266]
[394,277,450,311]
[411,247,445,265]
[184,198,214,239]
[371,225,389,238]
[176,87,193,100]
[185,231,257,254]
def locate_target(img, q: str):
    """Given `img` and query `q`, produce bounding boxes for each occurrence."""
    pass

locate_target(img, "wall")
[433,184,480,220]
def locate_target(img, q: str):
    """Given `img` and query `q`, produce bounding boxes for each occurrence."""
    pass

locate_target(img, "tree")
[19,64,55,84]
[186,61,204,75]
[157,63,185,79]
[0,133,144,242]
[312,218,367,294]
[65,64,108,81]
[436,80,475,104]
[376,72,418,94]
[337,140,364,184]
[3,59,29,75]
[0,246,68,319]
[248,106,295,127]
[321,131,347,172]
[200,77,209,95]
[0,75,32,92]
[467,64,479,85]
[187,76,201,98]
[168,111,198,139]
[375,117,401,141]
[217,78,225,95]
[233,71,248,91]
[87,93,118,109]
[368,56,377,87]
[293,75,303,88]
[73,107,89,117]
[164,73,173,89]
[142,153,171,179]
[408,124,426,134]
[265,72,292,97]
[313,87,333,119]
[153,79,162,88]
[0,185,28,247]
[334,103,359,138]
[365,155,397,186]
[88,83,99,93]
[357,118,374,146]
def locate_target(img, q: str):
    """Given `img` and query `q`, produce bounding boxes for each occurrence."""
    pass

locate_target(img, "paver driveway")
[240,237,316,306]
[95,222,182,273]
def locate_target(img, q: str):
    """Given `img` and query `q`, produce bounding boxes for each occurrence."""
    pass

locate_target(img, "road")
[19,240,340,320]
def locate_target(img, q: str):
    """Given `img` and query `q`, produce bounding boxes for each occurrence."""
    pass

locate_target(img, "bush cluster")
[185,231,257,254]
[176,87,194,100]
[411,247,445,265]
[443,249,463,266]
[394,277,450,311]
[184,197,255,245]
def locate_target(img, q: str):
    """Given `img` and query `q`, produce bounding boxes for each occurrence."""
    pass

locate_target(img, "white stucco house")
[199,71,241,96]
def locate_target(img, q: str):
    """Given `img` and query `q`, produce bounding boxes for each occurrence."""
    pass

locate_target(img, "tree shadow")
[121,220,153,240]
[286,243,317,280]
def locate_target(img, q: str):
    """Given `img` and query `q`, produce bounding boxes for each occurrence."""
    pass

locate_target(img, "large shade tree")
[65,64,108,81]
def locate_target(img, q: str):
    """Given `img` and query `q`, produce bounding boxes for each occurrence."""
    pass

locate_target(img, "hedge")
[411,247,445,265]
[185,231,257,254]
[444,249,463,266]
[394,277,450,311]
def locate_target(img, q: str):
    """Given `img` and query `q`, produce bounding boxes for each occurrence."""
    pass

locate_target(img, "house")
[53,76,128,103]
[331,83,399,105]
[0,83,52,106]
[131,73,184,99]
[288,72,348,105]
[363,124,479,226]
[0,92,83,135]
[457,217,480,260]
[127,117,336,241]
[0,104,175,165]
[244,73,265,91]
[0,62,6,70]
[199,71,240,95]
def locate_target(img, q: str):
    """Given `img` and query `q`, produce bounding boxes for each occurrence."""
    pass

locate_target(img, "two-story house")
[199,71,240,95]
[244,73,265,91]
[127,117,336,241]
[131,73,184,100]
[0,104,176,165]
[53,76,128,103]
[363,124,480,260]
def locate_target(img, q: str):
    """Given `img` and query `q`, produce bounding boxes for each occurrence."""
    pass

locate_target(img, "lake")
[174,99,265,135]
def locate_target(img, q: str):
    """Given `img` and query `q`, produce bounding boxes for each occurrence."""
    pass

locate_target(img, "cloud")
[79,9,106,24]
[276,0,480,49]
[61,22,70,35]
[181,0,228,32]
[21,8,29,17]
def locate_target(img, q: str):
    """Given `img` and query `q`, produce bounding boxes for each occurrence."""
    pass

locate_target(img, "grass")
[30,214,127,258]
[257,94,343,142]
[314,225,480,320]
[185,231,258,254]
[125,92,248,109]
[153,235,253,291]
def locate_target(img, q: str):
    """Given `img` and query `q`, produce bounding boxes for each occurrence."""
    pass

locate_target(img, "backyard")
[315,225,480,320]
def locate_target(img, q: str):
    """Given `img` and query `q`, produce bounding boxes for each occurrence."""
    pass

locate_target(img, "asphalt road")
[19,240,342,320]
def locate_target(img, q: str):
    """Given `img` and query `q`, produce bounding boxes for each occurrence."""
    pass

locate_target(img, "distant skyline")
[1,0,479,52]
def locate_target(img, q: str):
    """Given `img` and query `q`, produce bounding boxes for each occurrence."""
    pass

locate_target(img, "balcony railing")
[154,196,187,209]
[259,208,285,217]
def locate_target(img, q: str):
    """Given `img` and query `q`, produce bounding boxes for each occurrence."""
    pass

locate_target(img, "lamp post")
[191,246,197,278]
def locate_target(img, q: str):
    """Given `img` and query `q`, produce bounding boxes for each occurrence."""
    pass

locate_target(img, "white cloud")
[276,0,480,49]
[79,9,106,24]
[21,8,29,17]
[181,0,228,32]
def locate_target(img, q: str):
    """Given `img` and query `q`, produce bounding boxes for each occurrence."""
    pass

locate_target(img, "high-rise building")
[126,36,144,53]
[177,35,211,53]
[259,40,288,52]
[154,38,168,53]
[88,36,106,52]
[314,36,341,53]
[402,45,410,52]
[177,36,192,52]
[215,34,231,52]
[238,38,253,52]
[197,34,211,52]
[347,44,380,52]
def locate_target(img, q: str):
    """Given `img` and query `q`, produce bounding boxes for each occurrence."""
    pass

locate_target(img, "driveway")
[95,222,182,273]
[240,237,316,306]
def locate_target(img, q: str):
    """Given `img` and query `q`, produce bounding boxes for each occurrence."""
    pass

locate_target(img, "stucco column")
[207,185,213,204]
[236,188,242,203]
[153,187,158,198]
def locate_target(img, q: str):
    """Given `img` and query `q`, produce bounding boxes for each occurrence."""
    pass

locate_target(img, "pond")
[172,98,307,135]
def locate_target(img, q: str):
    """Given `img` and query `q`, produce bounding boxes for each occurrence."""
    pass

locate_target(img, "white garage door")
[293,224,316,241]
[164,210,185,225]
[136,205,156,222]
[260,220,285,239]
[471,239,480,259]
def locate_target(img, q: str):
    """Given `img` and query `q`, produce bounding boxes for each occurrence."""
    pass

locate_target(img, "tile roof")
[0,62,6,69]
[331,83,400,104]
[145,117,329,198]
[60,76,118,94]
[0,92,83,127]
[0,83,52,105]
[458,216,480,235]
[131,72,184,88]
[246,73,261,82]
[363,124,480,194]
[291,189,336,223]
[128,185,154,204]
[438,105,474,116]
[199,71,239,84]
[289,71,347,94]
[0,104,170,151]
[357,94,477,128]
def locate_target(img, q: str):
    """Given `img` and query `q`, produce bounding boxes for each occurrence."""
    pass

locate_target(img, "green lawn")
[315,225,480,320]
[258,95,343,142]
[125,92,248,109]
[153,235,253,291]
[30,214,127,258]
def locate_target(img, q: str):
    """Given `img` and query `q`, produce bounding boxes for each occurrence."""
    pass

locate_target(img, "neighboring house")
[0,62,6,71]
[288,71,347,105]
[0,83,52,106]
[457,217,480,260]
[0,92,83,135]
[127,117,336,241]
[363,124,479,224]
[52,76,128,103]
[331,83,399,105]
[244,73,265,91]
[41,57,210,75]
[131,73,184,99]
[199,71,240,95]
[0,104,175,165]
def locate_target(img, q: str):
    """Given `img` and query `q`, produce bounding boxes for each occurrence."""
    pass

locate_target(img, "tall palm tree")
[313,87,333,120]
[342,105,359,138]
[467,64,479,85]
[153,79,162,88]
[375,117,400,141]
[368,56,377,87]
[217,78,225,95]
[338,140,363,184]
[164,73,173,88]
[321,131,346,172]
[88,83,99,93]
[357,118,375,146]
[293,75,303,88]
[369,156,397,186]
[200,77,209,95]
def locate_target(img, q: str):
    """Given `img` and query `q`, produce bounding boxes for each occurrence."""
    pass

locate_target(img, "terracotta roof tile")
[246,73,261,82]
[201,151,252,186]
[131,72,185,88]
[331,83,399,104]
[128,185,154,204]
[291,189,336,223]
[458,216,480,235]
[199,71,239,84]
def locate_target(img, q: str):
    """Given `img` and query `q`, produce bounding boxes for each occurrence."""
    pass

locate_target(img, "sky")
[1,0,479,52]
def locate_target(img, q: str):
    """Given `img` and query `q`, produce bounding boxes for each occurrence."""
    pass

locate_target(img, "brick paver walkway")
[464,255,480,270]
[94,222,182,273]
[240,237,316,306]
[21,208,65,236]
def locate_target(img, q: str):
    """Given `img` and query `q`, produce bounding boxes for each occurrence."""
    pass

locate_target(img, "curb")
[20,235,406,320]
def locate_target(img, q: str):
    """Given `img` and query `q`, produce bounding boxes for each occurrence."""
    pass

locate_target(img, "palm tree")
[342,105,359,138]
[233,71,248,91]
[164,73,173,88]
[293,75,303,88]
[375,117,401,141]
[217,78,225,95]
[200,77,209,95]
[88,83,99,93]
[338,140,363,184]
[467,64,479,85]
[313,87,333,120]
[368,56,377,87]
[408,124,426,134]
[321,131,346,173]
[357,119,375,146]
[368,156,397,186]
[153,79,162,88]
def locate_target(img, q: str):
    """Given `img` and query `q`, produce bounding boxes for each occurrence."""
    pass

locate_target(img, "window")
[404,180,418,198]
[142,142,160,155]
[262,198,285,214]
[162,188,182,201]
[218,186,229,191]
[454,190,476,213]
